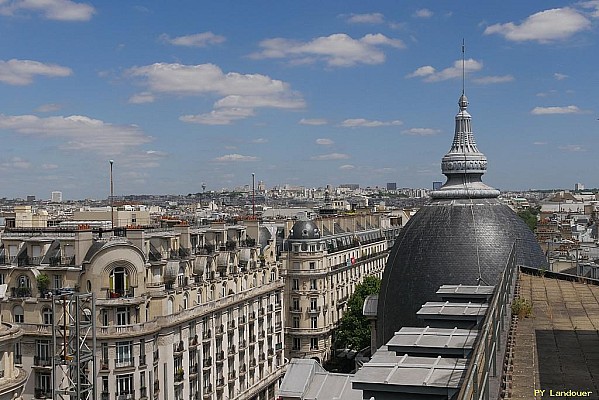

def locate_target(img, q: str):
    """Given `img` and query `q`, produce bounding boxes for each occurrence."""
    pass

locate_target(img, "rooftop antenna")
[462,38,465,96]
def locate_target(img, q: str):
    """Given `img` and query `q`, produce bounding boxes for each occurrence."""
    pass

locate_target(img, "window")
[102,376,109,395]
[292,298,300,311]
[13,305,24,323]
[0,273,4,284]
[53,274,62,290]
[36,340,51,364]
[109,267,129,297]
[309,262,315,270]
[14,343,22,364]
[116,307,130,326]
[183,293,189,310]
[35,372,52,398]
[42,308,53,325]
[116,341,133,367]
[311,317,318,329]
[292,337,300,350]
[270,270,276,282]
[310,338,319,350]
[310,298,318,311]
[116,373,134,396]
[291,279,299,291]
[292,317,299,328]
[310,279,317,290]
[101,309,108,326]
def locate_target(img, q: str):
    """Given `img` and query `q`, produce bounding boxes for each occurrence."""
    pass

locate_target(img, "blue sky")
[0,1,598,199]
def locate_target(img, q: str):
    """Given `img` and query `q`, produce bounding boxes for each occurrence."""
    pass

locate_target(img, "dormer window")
[109,267,129,297]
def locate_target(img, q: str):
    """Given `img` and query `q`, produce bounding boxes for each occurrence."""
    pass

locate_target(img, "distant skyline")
[1,1,598,199]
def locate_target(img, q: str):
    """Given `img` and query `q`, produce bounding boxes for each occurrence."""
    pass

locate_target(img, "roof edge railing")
[457,242,516,400]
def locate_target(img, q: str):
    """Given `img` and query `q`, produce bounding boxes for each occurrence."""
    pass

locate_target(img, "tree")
[335,276,381,351]
[517,207,539,232]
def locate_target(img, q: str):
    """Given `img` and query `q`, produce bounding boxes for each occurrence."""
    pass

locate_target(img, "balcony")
[289,306,302,314]
[239,339,247,349]
[228,370,236,382]
[115,356,135,369]
[174,369,184,383]
[275,321,282,332]
[139,387,147,399]
[203,384,213,397]
[238,315,247,325]
[33,356,52,367]
[202,329,212,340]
[11,286,32,298]
[106,287,135,299]
[34,389,52,399]
[227,320,236,332]
[202,357,212,369]
[215,324,224,336]
[116,394,135,400]
[173,341,184,354]
[216,376,225,389]
[308,306,321,314]
[100,359,109,370]
[215,350,224,363]
[227,345,236,355]
[189,334,199,348]
[101,392,110,400]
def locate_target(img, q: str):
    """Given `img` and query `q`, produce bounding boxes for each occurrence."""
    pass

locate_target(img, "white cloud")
[0,114,151,155]
[339,164,355,170]
[160,32,226,47]
[0,59,72,85]
[214,154,259,162]
[0,156,31,170]
[559,144,586,152]
[340,118,402,128]
[414,9,433,18]
[406,59,482,82]
[554,72,568,80]
[472,75,514,84]
[373,167,396,174]
[533,141,548,145]
[129,92,156,104]
[42,163,59,169]
[311,153,350,161]
[0,0,95,21]
[128,63,304,124]
[484,8,591,43]
[580,1,599,17]
[401,128,441,136]
[249,33,404,67]
[299,118,328,125]
[344,13,384,24]
[316,138,334,145]
[531,105,584,115]
[252,138,268,144]
[35,103,62,113]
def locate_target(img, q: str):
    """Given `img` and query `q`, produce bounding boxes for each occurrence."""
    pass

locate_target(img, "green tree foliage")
[517,207,539,232]
[335,276,381,351]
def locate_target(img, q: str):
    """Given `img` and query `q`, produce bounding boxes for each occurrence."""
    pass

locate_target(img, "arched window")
[270,269,276,282]
[167,297,174,314]
[178,266,185,287]
[221,283,227,298]
[42,308,53,325]
[183,292,189,310]
[13,305,24,323]
[109,267,129,297]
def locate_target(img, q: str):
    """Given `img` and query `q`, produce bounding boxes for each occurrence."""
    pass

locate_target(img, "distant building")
[575,182,585,191]
[339,184,359,190]
[432,181,443,191]
[26,195,35,202]
[73,205,151,227]
[51,191,62,203]
[386,183,397,191]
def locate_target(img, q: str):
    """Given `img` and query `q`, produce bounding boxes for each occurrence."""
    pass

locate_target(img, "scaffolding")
[51,290,96,400]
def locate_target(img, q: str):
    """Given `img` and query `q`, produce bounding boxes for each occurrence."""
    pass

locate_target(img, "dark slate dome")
[377,93,547,346]
[290,220,320,240]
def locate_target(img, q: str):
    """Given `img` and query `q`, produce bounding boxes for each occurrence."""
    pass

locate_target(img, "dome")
[376,93,547,346]
[289,220,320,240]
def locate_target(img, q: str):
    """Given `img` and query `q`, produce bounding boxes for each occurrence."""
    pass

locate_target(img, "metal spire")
[431,42,499,199]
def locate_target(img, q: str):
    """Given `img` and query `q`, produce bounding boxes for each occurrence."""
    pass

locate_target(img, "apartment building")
[280,214,402,363]
[0,315,26,400]
[0,220,284,400]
